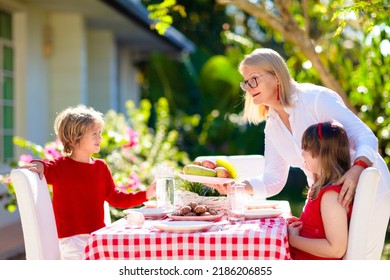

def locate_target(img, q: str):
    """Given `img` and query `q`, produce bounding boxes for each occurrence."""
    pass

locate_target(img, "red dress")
[290,185,353,260]
[36,157,147,238]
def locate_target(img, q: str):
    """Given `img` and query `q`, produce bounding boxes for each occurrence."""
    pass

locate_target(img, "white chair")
[10,168,61,260]
[195,154,265,180]
[343,167,381,260]
[228,155,265,179]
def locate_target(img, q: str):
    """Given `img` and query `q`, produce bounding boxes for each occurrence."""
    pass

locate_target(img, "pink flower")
[123,128,139,148]
[127,173,141,190]
[44,140,62,159]
[117,173,141,193]
[18,154,33,166]
[117,185,130,194]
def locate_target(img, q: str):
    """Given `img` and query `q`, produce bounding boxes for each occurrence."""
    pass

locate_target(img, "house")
[0,0,194,259]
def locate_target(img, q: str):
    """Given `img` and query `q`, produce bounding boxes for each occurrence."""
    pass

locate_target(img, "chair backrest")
[10,168,61,260]
[195,154,265,180]
[343,167,380,260]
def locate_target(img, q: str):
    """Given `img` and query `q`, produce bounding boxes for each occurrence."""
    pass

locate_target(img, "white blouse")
[247,82,389,200]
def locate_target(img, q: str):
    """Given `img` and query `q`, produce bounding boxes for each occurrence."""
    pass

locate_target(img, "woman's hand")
[19,161,44,179]
[204,180,254,196]
[203,182,232,195]
[335,165,363,208]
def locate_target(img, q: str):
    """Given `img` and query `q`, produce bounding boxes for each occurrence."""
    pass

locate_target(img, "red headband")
[318,123,323,141]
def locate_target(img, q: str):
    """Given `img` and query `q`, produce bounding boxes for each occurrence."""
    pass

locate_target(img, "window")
[0,10,14,162]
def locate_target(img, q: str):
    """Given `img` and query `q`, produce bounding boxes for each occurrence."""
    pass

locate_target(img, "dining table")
[84,200,292,260]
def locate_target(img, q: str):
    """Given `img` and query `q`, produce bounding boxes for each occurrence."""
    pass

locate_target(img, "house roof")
[20,0,195,57]
[101,0,195,55]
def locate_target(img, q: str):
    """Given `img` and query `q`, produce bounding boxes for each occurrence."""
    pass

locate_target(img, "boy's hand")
[19,162,44,179]
[146,181,156,200]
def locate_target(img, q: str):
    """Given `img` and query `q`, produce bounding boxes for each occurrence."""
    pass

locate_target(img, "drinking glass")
[155,165,175,211]
[227,182,246,224]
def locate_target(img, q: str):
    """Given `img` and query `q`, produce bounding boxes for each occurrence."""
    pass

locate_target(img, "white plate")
[153,221,214,233]
[168,213,223,222]
[244,209,283,219]
[124,208,171,219]
[245,200,280,210]
[178,173,234,185]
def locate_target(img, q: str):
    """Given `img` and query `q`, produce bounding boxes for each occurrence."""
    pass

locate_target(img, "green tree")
[217,0,389,162]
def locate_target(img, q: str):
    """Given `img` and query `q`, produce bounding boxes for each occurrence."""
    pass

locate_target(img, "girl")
[21,104,156,259]
[288,121,352,259]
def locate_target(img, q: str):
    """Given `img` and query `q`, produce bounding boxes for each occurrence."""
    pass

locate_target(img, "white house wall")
[49,12,87,128]
[2,0,193,150]
[14,5,51,147]
[118,46,140,114]
[11,4,90,146]
[87,29,118,114]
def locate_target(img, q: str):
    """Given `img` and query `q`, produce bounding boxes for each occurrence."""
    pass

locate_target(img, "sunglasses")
[240,73,273,91]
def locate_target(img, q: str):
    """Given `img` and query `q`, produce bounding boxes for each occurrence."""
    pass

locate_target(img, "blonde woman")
[208,48,389,259]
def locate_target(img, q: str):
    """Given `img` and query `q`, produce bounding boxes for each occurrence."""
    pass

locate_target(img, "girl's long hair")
[301,121,351,200]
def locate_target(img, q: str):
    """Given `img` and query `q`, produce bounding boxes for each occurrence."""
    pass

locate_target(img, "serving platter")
[152,221,214,233]
[178,173,234,185]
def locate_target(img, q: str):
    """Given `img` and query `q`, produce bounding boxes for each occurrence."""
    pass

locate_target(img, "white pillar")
[87,29,117,114]
[49,13,86,121]
[118,47,140,114]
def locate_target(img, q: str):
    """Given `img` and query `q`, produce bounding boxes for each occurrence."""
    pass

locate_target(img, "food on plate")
[181,158,237,179]
[188,201,199,210]
[216,158,237,179]
[194,204,207,214]
[201,159,217,169]
[214,166,229,178]
[172,202,219,216]
[179,205,192,215]
[182,164,217,177]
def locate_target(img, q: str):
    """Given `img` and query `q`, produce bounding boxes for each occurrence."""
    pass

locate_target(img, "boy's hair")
[54,104,104,155]
[301,120,351,200]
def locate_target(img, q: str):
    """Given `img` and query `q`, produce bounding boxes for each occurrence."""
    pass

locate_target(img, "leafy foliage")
[175,177,225,197]
[147,0,186,35]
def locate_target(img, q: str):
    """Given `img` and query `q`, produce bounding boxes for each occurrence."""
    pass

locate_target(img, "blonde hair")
[239,48,294,124]
[301,121,351,200]
[54,104,104,155]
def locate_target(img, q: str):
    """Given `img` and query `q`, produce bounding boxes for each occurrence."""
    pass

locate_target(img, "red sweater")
[37,157,147,238]
[290,185,353,260]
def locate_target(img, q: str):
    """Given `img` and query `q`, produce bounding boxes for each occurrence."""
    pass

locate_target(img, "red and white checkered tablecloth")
[84,217,291,260]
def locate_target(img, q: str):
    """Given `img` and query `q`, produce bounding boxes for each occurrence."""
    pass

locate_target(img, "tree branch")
[216,0,356,113]
[302,0,310,38]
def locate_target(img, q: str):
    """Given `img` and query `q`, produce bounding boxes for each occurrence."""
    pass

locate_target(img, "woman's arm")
[288,191,349,258]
